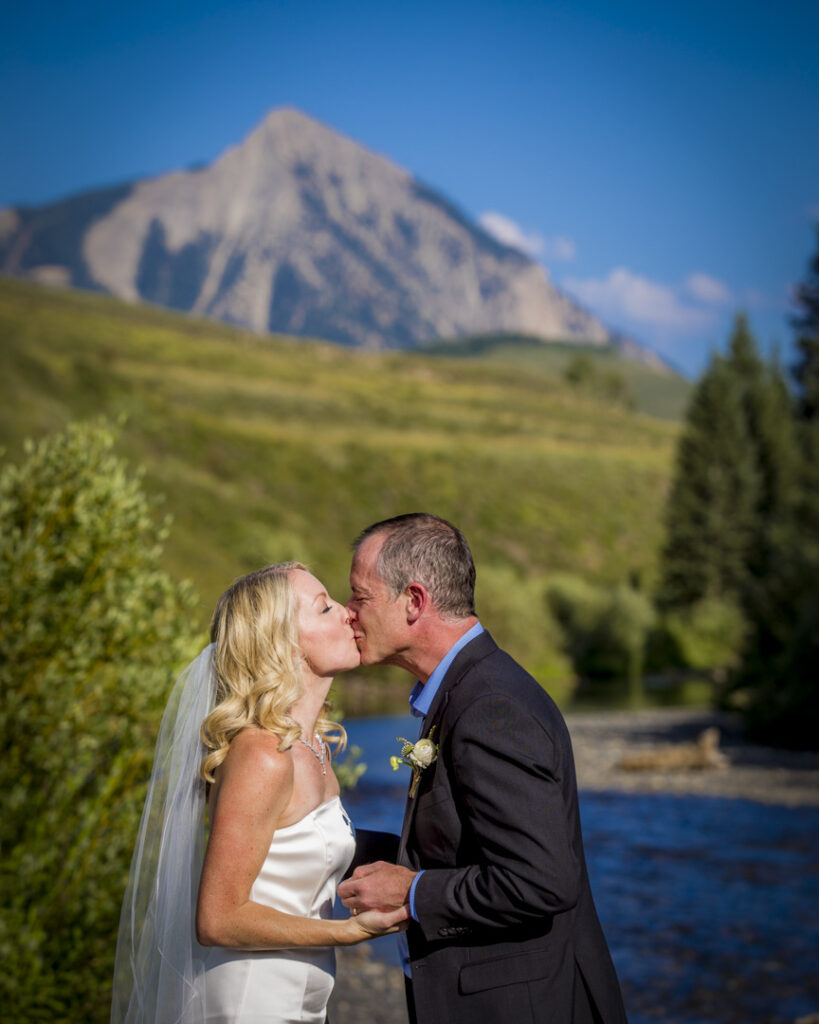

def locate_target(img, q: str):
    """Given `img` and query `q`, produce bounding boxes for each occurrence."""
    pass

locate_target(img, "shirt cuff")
[409,870,425,920]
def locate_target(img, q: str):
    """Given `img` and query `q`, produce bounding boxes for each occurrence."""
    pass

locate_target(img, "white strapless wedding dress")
[200,796,356,1023]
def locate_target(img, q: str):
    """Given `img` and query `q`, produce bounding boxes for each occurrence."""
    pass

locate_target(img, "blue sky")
[2,0,817,376]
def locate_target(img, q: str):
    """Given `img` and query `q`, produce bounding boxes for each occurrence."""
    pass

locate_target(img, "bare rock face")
[2,108,610,350]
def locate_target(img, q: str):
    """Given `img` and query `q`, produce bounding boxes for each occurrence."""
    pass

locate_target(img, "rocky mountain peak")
[1,106,616,353]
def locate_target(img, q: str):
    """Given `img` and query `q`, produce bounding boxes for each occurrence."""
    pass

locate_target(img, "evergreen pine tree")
[791,226,819,548]
[792,224,819,419]
[735,232,819,746]
[723,315,798,612]
[659,350,759,607]
[660,314,797,610]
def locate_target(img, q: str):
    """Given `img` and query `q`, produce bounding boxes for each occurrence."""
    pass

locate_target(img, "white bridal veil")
[111,645,217,1024]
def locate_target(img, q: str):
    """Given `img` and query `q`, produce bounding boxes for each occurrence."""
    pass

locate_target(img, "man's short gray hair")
[354,513,476,619]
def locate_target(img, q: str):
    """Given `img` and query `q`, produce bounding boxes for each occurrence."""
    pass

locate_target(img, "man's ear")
[405,583,428,624]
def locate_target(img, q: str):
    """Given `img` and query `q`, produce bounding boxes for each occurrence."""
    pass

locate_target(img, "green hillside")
[424,332,691,420]
[0,278,679,631]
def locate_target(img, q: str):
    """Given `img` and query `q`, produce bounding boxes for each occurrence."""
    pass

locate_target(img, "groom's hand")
[338,861,417,913]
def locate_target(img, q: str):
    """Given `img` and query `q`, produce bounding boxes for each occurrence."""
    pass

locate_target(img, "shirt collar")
[409,621,484,719]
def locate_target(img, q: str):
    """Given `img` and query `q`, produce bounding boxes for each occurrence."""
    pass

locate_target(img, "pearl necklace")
[299,732,326,775]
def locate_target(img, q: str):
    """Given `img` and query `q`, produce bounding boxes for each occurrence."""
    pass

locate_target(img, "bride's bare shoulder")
[229,724,288,751]
[218,727,294,786]
[208,729,296,828]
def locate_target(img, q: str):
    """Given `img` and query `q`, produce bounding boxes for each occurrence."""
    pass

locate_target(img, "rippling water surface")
[342,715,819,1024]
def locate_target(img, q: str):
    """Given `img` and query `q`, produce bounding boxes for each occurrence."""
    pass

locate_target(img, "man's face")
[347,534,408,667]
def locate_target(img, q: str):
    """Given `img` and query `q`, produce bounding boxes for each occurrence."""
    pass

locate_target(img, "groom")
[337,514,627,1024]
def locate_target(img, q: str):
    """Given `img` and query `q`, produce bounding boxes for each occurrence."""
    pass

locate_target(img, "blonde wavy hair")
[200,562,347,783]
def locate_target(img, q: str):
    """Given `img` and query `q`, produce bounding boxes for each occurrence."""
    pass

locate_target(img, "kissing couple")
[111,513,626,1024]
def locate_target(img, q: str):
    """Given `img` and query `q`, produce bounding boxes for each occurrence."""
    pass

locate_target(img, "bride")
[111,562,408,1024]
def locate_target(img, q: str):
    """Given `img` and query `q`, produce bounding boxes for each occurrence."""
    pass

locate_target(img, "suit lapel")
[397,695,448,867]
[397,631,498,867]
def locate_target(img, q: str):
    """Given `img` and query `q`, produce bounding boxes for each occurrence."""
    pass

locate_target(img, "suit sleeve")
[411,692,581,940]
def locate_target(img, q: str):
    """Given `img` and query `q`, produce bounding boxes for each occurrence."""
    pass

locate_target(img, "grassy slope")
[423,333,691,421]
[0,278,679,631]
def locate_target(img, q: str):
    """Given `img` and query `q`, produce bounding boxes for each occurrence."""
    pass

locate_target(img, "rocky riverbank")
[330,945,408,1024]
[329,707,819,1024]
[567,707,819,807]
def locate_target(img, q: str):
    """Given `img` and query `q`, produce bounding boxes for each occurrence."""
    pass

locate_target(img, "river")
[341,715,819,1024]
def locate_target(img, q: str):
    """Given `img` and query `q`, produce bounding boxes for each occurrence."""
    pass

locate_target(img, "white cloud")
[479,211,544,258]
[685,272,733,306]
[478,212,577,264]
[563,267,716,333]
[543,235,577,262]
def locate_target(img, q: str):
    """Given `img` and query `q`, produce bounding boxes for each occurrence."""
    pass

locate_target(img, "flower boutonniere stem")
[390,726,438,798]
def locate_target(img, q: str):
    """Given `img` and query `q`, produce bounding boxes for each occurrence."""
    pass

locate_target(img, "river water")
[342,715,819,1024]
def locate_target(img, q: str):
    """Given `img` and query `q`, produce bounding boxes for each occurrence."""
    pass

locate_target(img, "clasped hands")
[338,861,416,922]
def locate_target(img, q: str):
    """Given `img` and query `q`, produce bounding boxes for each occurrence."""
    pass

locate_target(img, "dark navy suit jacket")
[400,631,627,1024]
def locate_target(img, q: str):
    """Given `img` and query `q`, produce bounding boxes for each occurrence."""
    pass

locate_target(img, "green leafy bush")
[476,564,574,703]
[564,352,632,408]
[545,575,655,690]
[333,744,367,791]
[0,420,197,1021]
[648,597,747,677]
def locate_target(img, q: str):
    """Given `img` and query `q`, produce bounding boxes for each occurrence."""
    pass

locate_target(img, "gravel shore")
[329,707,819,1024]
[566,706,819,807]
[330,946,408,1024]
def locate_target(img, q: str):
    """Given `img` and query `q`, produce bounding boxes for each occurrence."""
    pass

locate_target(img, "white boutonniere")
[390,726,438,798]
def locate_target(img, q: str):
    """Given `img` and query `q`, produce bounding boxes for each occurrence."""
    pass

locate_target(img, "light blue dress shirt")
[406,621,484,919]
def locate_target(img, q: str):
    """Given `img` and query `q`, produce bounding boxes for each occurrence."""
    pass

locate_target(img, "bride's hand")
[345,904,410,943]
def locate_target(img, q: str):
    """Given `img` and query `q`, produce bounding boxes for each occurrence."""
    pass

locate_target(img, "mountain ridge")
[0,107,665,368]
